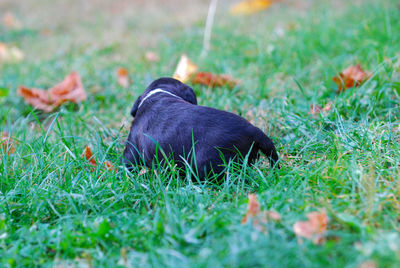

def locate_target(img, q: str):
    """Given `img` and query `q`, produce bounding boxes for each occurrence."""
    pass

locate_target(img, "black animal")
[122,77,279,180]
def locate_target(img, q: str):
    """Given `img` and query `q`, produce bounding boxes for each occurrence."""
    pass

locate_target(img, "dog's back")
[123,78,279,180]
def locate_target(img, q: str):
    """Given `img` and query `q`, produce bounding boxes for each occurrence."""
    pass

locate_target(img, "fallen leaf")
[3,12,22,29]
[82,145,116,172]
[333,64,371,93]
[1,132,15,155]
[293,211,328,244]
[139,168,149,176]
[0,42,24,63]
[145,51,160,62]
[173,54,198,83]
[358,260,377,268]
[230,0,276,15]
[116,68,130,88]
[241,194,261,224]
[310,102,332,116]
[104,160,115,172]
[241,194,280,231]
[266,210,281,221]
[310,105,322,116]
[18,71,86,112]
[322,102,333,112]
[191,72,239,88]
[82,145,96,166]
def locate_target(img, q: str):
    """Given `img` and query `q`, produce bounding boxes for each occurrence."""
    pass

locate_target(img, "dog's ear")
[183,86,197,105]
[130,98,140,117]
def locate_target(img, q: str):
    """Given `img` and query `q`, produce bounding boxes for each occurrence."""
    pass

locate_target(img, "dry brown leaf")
[310,102,332,116]
[322,102,333,112]
[172,54,238,88]
[82,145,116,172]
[0,42,24,63]
[266,210,281,221]
[104,160,116,172]
[139,168,149,176]
[82,145,96,166]
[191,72,239,88]
[145,51,160,62]
[173,54,198,83]
[293,211,328,244]
[332,64,371,93]
[1,132,15,155]
[241,194,261,224]
[18,71,86,112]
[241,194,280,231]
[310,105,323,116]
[230,0,276,15]
[116,68,130,88]
[3,12,22,29]
[358,260,377,268]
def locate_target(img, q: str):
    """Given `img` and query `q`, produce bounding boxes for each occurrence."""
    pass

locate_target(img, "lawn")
[1,0,399,267]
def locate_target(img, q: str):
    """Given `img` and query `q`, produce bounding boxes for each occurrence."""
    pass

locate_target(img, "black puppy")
[123,77,279,180]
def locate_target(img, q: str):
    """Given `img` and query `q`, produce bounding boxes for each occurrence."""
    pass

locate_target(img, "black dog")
[122,77,279,180]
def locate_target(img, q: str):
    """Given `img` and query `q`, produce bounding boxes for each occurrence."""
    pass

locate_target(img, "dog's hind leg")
[122,141,142,171]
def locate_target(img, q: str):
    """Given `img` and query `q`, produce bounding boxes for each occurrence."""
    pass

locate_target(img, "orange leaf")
[293,211,328,244]
[230,0,276,15]
[310,104,322,116]
[310,102,332,116]
[82,145,116,172]
[173,54,198,83]
[332,64,371,93]
[116,67,130,88]
[358,260,377,268]
[191,72,239,88]
[104,160,115,172]
[82,145,96,166]
[241,194,261,224]
[1,132,15,155]
[322,102,333,112]
[18,71,86,112]
[145,51,160,62]
[266,210,281,221]
[241,194,280,232]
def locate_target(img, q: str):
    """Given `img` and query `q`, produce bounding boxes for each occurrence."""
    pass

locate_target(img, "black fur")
[122,77,279,180]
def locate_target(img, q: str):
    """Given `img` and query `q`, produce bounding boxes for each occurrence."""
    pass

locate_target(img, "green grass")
[1,0,400,267]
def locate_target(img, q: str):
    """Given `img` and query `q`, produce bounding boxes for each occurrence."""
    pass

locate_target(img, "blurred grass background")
[1,0,400,267]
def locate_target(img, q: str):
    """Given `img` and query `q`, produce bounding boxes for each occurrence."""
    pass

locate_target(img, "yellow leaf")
[0,42,24,63]
[230,0,275,15]
[173,54,198,83]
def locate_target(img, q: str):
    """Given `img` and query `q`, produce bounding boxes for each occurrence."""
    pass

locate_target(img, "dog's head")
[130,77,197,117]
